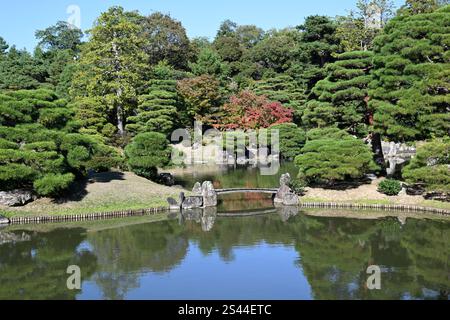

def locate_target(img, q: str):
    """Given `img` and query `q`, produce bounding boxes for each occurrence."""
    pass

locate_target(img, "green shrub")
[306,127,350,141]
[295,134,378,186]
[269,123,306,160]
[378,179,402,196]
[125,132,171,180]
[33,173,75,197]
[402,138,450,193]
[289,179,307,195]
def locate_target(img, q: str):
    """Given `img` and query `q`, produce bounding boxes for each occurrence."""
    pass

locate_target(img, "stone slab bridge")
[215,188,278,195]
[168,173,300,211]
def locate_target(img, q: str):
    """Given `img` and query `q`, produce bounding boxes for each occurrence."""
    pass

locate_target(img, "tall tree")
[126,79,179,136]
[0,46,45,90]
[0,37,8,55]
[302,51,374,136]
[35,21,84,96]
[142,12,192,70]
[369,5,450,141]
[35,21,83,53]
[250,75,305,120]
[177,75,222,125]
[336,0,394,51]
[295,16,341,94]
[189,47,228,78]
[71,6,149,137]
[398,0,449,15]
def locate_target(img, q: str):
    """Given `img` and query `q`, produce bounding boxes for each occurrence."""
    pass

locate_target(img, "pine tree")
[302,51,374,136]
[126,79,179,136]
[369,5,450,141]
[250,75,305,121]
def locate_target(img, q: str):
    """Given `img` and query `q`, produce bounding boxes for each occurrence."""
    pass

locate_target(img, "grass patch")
[419,200,450,210]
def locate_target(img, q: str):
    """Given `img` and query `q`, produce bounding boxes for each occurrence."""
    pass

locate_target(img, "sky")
[0,0,405,52]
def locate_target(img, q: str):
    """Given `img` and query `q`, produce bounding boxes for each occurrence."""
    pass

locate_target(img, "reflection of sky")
[77,242,312,300]
[76,241,93,254]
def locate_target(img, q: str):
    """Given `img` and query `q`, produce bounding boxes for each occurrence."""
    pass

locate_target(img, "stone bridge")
[167,173,300,210]
[215,188,278,195]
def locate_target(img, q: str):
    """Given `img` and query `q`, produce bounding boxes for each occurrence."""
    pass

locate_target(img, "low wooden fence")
[3,202,449,225]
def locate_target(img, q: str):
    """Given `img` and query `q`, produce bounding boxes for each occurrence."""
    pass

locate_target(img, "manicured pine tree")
[126,79,179,136]
[302,50,374,137]
[369,5,450,142]
[250,75,306,121]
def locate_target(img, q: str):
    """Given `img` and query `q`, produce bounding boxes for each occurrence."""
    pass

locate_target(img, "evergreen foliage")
[295,131,378,185]
[125,132,171,180]
[303,51,374,136]
[369,5,450,141]
[402,138,450,192]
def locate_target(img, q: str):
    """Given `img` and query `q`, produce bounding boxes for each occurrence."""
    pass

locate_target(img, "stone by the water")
[274,185,291,204]
[192,182,202,194]
[182,196,203,209]
[0,189,35,207]
[282,193,299,206]
[0,215,9,225]
[158,173,175,186]
[279,173,291,187]
[167,197,180,211]
[201,181,217,207]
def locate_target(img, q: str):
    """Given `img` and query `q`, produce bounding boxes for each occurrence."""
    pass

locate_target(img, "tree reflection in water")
[0,210,448,300]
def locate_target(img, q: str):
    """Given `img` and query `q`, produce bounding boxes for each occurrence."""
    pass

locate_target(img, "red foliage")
[216,90,293,130]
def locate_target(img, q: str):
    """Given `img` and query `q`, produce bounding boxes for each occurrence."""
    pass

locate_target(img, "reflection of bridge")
[215,188,278,195]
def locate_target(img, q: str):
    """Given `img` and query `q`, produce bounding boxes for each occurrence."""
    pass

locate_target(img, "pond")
[171,162,298,190]
[0,209,449,300]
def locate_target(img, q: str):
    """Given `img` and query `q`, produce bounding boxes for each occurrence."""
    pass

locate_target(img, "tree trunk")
[112,33,125,137]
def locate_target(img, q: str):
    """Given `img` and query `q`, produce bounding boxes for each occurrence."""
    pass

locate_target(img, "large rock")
[406,184,426,196]
[274,185,291,204]
[0,215,9,225]
[182,196,203,209]
[202,181,217,207]
[158,173,175,186]
[282,193,300,206]
[424,192,450,202]
[167,197,180,211]
[0,190,35,207]
[279,173,291,187]
[192,182,202,194]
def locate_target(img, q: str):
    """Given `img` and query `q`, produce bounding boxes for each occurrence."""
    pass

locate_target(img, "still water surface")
[1,209,448,300]
[1,163,448,300]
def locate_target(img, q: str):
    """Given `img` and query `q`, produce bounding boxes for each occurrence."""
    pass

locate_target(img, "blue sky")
[0,0,405,51]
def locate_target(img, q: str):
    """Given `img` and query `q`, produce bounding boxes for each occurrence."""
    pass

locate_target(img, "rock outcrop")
[201,181,217,207]
[158,173,175,186]
[167,197,180,211]
[182,196,203,209]
[0,190,35,207]
[192,182,202,194]
[0,215,9,225]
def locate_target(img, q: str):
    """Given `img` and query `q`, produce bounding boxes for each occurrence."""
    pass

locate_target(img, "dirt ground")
[304,178,447,207]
